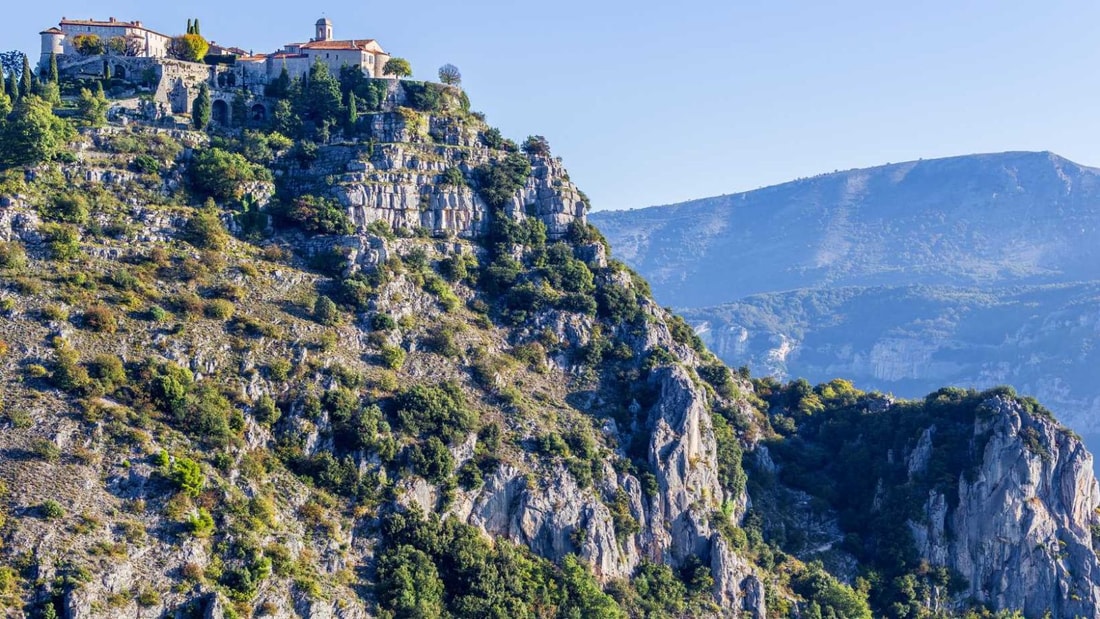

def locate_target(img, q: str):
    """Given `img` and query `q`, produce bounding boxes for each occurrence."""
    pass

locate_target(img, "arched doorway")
[251,104,266,122]
[211,99,229,125]
[114,65,126,80]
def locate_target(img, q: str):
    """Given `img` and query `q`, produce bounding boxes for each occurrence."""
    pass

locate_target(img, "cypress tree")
[194,19,201,36]
[346,93,358,137]
[48,52,58,84]
[187,19,193,35]
[192,82,211,129]
[19,56,32,97]
[8,70,19,101]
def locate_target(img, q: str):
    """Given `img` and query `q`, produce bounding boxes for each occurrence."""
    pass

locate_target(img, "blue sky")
[5,1,1100,211]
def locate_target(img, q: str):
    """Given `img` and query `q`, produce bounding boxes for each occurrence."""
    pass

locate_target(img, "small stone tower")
[315,18,333,42]
[39,27,64,72]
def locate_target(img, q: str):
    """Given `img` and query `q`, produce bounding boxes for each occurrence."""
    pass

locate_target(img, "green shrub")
[423,274,460,312]
[474,153,531,209]
[370,313,396,331]
[47,194,89,224]
[52,343,90,392]
[186,508,215,537]
[631,562,687,616]
[148,305,169,322]
[188,148,271,201]
[88,354,127,390]
[381,345,405,370]
[440,167,466,187]
[409,436,454,483]
[609,490,640,542]
[170,457,205,497]
[30,438,61,462]
[457,460,484,490]
[254,395,280,426]
[375,545,445,618]
[136,588,161,607]
[394,382,476,444]
[82,304,118,333]
[131,154,160,174]
[0,241,27,270]
[313,295,341,326]
[268,358,292,381]
[44,224,81,260]
[204,299,235,320]
[276,195,353,235]
[185,200,229,250]
[40,500,65,520]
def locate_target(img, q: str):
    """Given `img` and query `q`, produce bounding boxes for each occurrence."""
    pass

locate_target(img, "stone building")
[41,16,391,86]
[39,16,394,126]
[232,18,392,83]
[40,17,172,70]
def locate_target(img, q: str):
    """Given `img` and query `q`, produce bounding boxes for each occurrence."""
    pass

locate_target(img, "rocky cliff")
[909,396,1100,617]
[754,381,1100,618]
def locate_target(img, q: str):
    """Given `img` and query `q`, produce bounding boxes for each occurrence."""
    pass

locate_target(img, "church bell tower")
[315,17,333,42]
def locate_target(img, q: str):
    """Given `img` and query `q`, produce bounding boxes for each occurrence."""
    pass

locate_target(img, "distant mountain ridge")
[592,151,1100,307]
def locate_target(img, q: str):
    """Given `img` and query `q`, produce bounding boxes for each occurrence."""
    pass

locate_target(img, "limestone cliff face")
[908,396,1100,618]
[397,295,767,616]
[283,112,587,240]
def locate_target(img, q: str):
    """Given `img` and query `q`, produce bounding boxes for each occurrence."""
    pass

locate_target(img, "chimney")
[109,17,116,22]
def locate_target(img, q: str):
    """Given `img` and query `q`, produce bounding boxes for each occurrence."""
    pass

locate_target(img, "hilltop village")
[35,16,399,125]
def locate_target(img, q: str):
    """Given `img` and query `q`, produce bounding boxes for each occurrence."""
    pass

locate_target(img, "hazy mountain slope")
[592,151,1100,307]
[682,283,1100,432]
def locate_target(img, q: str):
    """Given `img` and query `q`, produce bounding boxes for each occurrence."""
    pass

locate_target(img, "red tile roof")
[59,19,171,38]
[298,39,384,52]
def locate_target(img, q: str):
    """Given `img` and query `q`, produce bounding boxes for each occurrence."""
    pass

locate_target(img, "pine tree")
[48,52,58,84]
[19,56,32,97]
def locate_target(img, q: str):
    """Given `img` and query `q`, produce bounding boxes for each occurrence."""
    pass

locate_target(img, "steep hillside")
[591,151,1100,307]
[0,80,1097,619]
[0,85,775,618]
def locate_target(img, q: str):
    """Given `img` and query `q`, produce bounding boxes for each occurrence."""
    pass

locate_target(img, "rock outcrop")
[909,396,1100,618]
[282,112,588,240]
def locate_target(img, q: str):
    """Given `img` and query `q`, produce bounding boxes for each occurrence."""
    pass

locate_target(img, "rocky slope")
[0,85,1096,619]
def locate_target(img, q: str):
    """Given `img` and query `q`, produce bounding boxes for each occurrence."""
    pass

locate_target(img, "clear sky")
[5,1,1100,211]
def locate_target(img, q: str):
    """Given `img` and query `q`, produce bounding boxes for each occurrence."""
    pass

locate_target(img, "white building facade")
[40,18,172,69]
